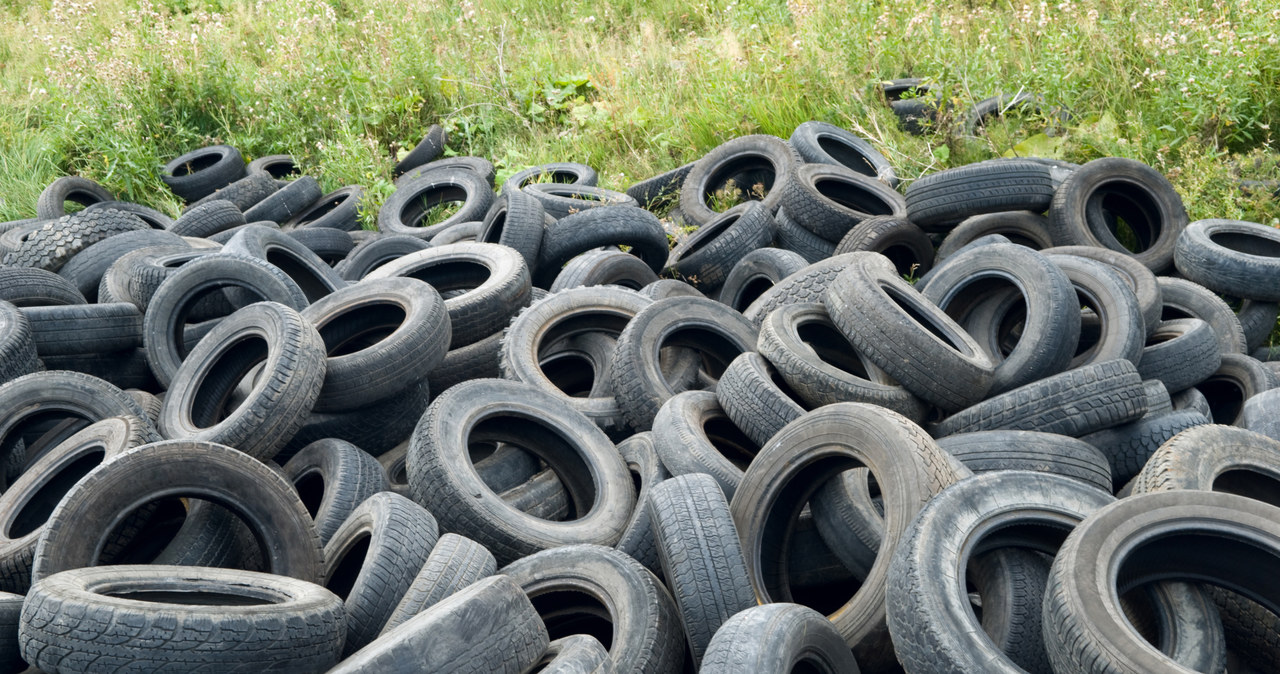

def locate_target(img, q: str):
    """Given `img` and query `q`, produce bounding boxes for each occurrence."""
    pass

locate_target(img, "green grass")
[1,0,1278,238]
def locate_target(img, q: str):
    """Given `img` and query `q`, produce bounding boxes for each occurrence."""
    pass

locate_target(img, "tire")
[0,416,156,593]
[20,565,343,673]
[82,200,171,229]
[158,302,327,461]
[651,391,760,499]
[380,532,496,636]
[301,277,449,412]
[396,156,496,188]
[523,182,638,220]
[1192,352,1278,424]
[502,162,599,194]
[961,91,1048,136]
[1084,409,1213,489]
[531,635,611,673]
[162,145,247,202]
[428,219,483,245]
[407,379,634,564]
[613,432,669,575]
[935,211,1053,261]
[790,120,898,187]
[832,214,934,278]
[773,206,836,263]
[223,222,346,302]
[1045,254,1146,368]
[336,233,432,281]
[535,206,669,288]
[824,252,995,410]
[242,176,323,224]
[1047,157,1187,272]
[478,187,547,272]
[100,245,221,315]
[30,439,324,583]
[170,199,247,237]
[730,403,962,669]
[1040,491,1275,673]
[931,358,1147,438]
[550,249,659,292]
[498,468,571,520]
[21,302,142,357]
[0,267,87,307]
[1175,218,1280,300]
[498,544,685,674]
[718,247,807,313]
[1238,299,1279,352]
[282,379,431,461]
[667,202,775,292]
[905,159,1055,231]
[640,278,705,299]
[1157,276,1248,354]
[142,253,308,388]
[45,350,156,393]
[282,438,389,545]
[781,163,907,242]
[392,124,446,177]
[924,243,1079,394]
[247,153,299,179]
[1241,388,1280,442]
[756,303,928,419]
[1171,385,1212,417]
[2,209,147,272]
[429,329,502,396]
[714,352,806,447]
[36,176,115,219]
[742,252,857,325]
[57,228,187,300]
[378,169,494,239]
[330,574,548,674]
[206,220,280,245]
[283,185,364,231]
[184,171,279,213]
[323,492,438,655]
[701,603,860,674]
[647,473,755,666]
[286,226,354,264]
[886,471,1115,674]
[610,296,758,431]
[1137,318,1222,392]
[936,430,1113,492]
[0,301,40,386]
[365,241,531,348]
[680,134,800,225]
[626,161,697,209]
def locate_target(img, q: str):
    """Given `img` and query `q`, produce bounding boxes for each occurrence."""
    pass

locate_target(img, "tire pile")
[0,121,1277,673]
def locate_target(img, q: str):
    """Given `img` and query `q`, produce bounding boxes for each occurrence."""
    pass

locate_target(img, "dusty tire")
[378,169,494,240]
[781,163,907,242]
[281,438,389,546]
[162,145,247,202]
[1136,318,1222,392]
[1175,218,1280,301]
[790,120,897,187]
[679,134,799,225]
[937,430,1113,493]
[905,159,1055,231]
[701,603,860,674]
[833,214,934,278]
[718,247,807,313]
[380,532,496,636]
[666,202,775,292]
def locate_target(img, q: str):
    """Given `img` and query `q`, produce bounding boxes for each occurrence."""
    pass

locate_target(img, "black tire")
[392,124,447,177]
[159,302,327,461]
[935,211,1053,260]
[1045,253,1146,368]
[757,303,928,419]
[715,352,806,448]
[21,302,143,356]
[43,348,159,395]
[1137,318,1221,392]
[1080,408,1209,489]
[301,277,449,412]
[162,145,247,202]
[641,278,705,299]
[742,252,859,325]
[680,134,800,225]
[924,243,1079,394]
[100,245,218,314]
[701,603,860,674]
[286,226,354,264]
[1240,388,1280,442]
[381,532,497,638]
[1043,245,1165,336]
[1041,490,1276,673]
[651,391,760,499]
[429,328,502,397]
[407,379,634,564]
[184,171,279,213]
[427,219,483,245]
[626,161,697,209]
[396,156,496,188]
[610,296,758,431]
[718,247,807,313]
[2,209,146,272]
[30,439,324,583]
[1157,276,1248,354]
[284,185,364,231]
[282,379,431,461]
[170,199,246,237]
[1047,157,1187,272]
[535,206,669,288]
[550,249,659,292]
[905,159,1055,231]
[668,202,775,292]
[523,182,639,220]
[825,252,995,410]
[773,207,836,263]
[790,120,898,187]
[730,403,962,668]
[205,220,280,244]
[336,233,432,281]
[498,543,685,674]
[247,153,299,179]
[0,416,156,593]
[0,266,87,307]
[142,253,308,388]
[1175,218,1280,301]
[961,91,1050,136]
[0,301,40,387]
[936,430,1113,492]
[647,473,755,666]
[36,176,115,219]
[479,187,547,272]
[1171,384,1212,417]
[223,223,345,302]
[330,574,549,674]
[243,175,323,224]
[378,169,494,239]
[782,163,907,242]
[531,635,611,673]
[930,358,1149,438]
[323,491,439,655]
[1238,299,1279,352]
[21,565,343,673]
[886,471,1116,674]
[613,432,669,575]
[84,200,172,229]
[1192,352,1278,424]
[832,214,934,278]
[282,438,389,546]
[502,162,599,195]
[57,227,187,300]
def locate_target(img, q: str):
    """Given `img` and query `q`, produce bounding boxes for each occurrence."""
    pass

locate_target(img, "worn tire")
[162,145,247,202]
[679,134,799,225]
[1136,318,1221,392]
[718,247,807,313]
[701,603,860,674]
[380,532,496,636]
[937,430,1113,493]
[281,438,389,546]
[905,159,1055,231]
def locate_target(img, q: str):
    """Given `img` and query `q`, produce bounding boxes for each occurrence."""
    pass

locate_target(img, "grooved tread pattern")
[715,352,805,448]
[2,209,147,272]
[906,160,1054,227]
[380,533,496,636]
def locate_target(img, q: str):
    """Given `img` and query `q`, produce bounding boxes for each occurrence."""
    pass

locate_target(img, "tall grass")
[0,0,1277,230]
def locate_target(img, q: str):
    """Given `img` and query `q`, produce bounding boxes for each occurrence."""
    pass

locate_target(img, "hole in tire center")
[98,496,190,565]
[880,282,973,354]
[813,178,895,216]
[8,449,106,539]
[470,416,597,519]
[538,352,597,397]
[815,135,878,177]
[733,277,774,312]
[482,209,507,243]
[680,214,738,258]
[1091,189,1158,253]
[326,533,371,600]
[295,195,347,226]
[703,157,776,210]
[1212,469,1280,508]
[1196,377,1246,424]
[106,589,276,606]
[796,320,874,380]
[400,185,468,228]
[189,335,270,429]
[316,303,405,357]
[264,249,332,303]
[4,414,93,474]
[702,415,760,471]
[880,244,923,277]
[399,259,491,295]
[173,153,221,177]
[661,327,745,383]
[529,588,613,649]
[293,470,325,518]
[1209,231,1280,258]
[517,170,581,189]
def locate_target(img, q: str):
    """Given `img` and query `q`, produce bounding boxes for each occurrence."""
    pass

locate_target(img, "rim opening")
[733,276,775,312]
[529,588,614,648]
[702,415,760,471]
[294,469,325,518]
[326,533,371,600]
[172,153,221,177]
[1210,231,1280,258]
[189,334,270,428]
[8,448,106,539]
[317,303,405,357]
[400,184,468,228]
[882,282,973,354]
[471,415,597,521]
[796,319,874,380]
[1195,377,1245,424]
[400,259,492,295]
[816,135,878,177]
[813,177,895,215]
[1213,469,1280,507]
[264,248,333,302]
